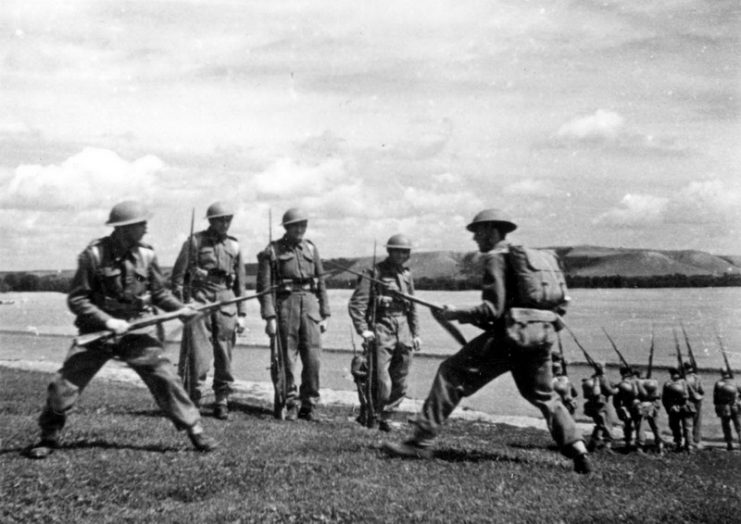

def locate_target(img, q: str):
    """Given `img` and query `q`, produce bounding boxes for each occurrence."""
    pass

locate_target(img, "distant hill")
[2,246,740,290]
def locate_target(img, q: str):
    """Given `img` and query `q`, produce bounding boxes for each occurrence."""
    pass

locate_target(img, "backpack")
[507,245,568,310]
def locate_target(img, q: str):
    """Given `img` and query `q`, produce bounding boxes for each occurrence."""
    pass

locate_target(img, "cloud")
[252,157,348,199]
[552,109,688,155]
[0,147,166,211]
[595,180,741,230]
[503,179,559,198]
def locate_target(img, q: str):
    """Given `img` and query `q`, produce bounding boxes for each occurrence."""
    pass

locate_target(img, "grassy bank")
[1,367,740,523]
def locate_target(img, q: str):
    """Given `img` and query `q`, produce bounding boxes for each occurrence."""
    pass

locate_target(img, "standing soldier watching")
[583,363,617,453]
[27,201,217,458]
[348,234,422,432]
[683,361,705,449]
[257,208,330,421]
[662,367,695,452]
[713,369,741,451]
[382,209,592,474]
[170,202,247,420]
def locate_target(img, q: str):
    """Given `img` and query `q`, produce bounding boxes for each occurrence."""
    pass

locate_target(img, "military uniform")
[171,228,247,409]
[635,377,664,453]
[257,235,330,415]
[33,233,206,453]
[348,258,419,424]
[662,372,695,451]
[613,372,640,450]
[404,240,582,456]
[713,374,741,450]
[552,369,578,415]
[684,365,705,447]
[583,370,617,451]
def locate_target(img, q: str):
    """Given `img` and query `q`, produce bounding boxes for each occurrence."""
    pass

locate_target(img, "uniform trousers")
[374,314,414,418]
[179,289,237,405]
[412,330,582,456]
[635,402,664,448]
[276,292,322,409]
[39,333,200,438]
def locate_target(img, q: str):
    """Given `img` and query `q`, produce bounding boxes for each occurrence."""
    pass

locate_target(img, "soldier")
[613,366,640,451]
[662,367,695,452]
[683,361,705,449]
[257,208,330,421]
[348,234,422,432]
[583,362,617,453]
[713,369,741,451]
[551,359,578,416]
[170,202,247,420]
[635,373,665,454]
[26,201,217,459]
[382,209,592,474]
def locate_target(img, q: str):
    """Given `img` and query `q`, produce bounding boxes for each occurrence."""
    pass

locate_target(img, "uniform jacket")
[347,258,419,337]
[68,235,183,332]
[685,372,705,402]
[256,236,330,320]
[455,240,515,330]
[170,228,247,315]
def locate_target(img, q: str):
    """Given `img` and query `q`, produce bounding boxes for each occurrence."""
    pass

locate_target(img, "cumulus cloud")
[252,157,348,198]
[594,193,669,228]
[595,180,741,230]
[553,109,687,154]
[0,147,166,211]
[503,179,558,198]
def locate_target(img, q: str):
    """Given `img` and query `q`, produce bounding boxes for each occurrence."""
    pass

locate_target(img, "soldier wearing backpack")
[613,366,640,451]
[583,362,617,452]
[662,367,695,452]
[382,209,592,474]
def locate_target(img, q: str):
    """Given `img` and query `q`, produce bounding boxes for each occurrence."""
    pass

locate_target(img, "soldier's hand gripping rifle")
[74,290,270,347]
[601,327,632,371]
[324,260,467,346]
[680,320,698,372]
[267,210,288,420]
[715,329,734,379]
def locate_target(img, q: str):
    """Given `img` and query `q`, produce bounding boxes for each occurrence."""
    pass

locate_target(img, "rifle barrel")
[601,327,631,369]
[680,320,698,370]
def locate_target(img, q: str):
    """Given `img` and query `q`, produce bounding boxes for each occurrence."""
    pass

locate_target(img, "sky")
[0,0,738,271]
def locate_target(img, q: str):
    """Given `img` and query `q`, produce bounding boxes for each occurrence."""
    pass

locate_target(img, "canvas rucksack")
[507,245,569,310]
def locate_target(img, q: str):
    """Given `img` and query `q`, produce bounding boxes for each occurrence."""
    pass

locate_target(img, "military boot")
[214,403,229,421]
[187,424,218,452]
[26,431,61,460]
[573,453,592,474]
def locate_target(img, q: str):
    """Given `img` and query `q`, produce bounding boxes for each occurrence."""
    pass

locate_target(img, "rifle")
[557,331,568,376]
[562,325,599,371]
[673,328,685,378]
[715,329,734,379]
[646,327,655,379]
[363,241,379,428]
[324,260,467,346]
[74,290,270,347]
[183,208,196,303]
[679,320,698,372]
[601,327,631,370]
[268,210,288,420]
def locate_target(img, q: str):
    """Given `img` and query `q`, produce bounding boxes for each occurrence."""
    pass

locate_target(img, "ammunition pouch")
[376,294,411,316]
[194,268,235,288]
[715,404,734,418]
[99,292,152,318]
[504,307,558,351]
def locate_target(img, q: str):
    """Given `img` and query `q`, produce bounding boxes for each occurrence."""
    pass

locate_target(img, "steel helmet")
[385,234,412,250]
[466,208,517,233]
[206,201,234,219]
[105,200,152,227]
[281,207,308,226]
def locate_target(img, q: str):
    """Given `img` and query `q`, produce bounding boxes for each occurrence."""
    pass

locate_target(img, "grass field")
[1,367,740,523]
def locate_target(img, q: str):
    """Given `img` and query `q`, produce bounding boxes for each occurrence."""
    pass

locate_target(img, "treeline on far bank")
[3,270,741,293]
